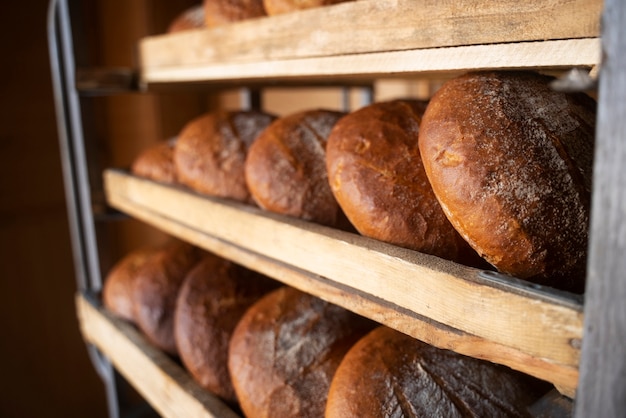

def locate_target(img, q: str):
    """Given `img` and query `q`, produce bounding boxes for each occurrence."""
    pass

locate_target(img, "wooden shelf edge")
[103,169,583,396]
[75,293,240,418]
[139,0,601,73]
[140,38,601,86]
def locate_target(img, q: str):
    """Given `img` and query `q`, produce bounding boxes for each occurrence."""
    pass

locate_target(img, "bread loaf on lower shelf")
[326,326,550,417]
[174,253,279,404]
[228,286,375,418]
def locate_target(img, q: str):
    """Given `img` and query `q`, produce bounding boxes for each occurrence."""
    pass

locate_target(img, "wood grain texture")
[140,0,601,69]
[104,169,583,395]
[575,0,626,415]
[76,293,240,418]
[140,38,600,85]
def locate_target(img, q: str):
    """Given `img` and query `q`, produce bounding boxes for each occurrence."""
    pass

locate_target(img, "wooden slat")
[76,293,240,418]
[141,38,601,86]
[140,0,601,70]
[104,169,583,396]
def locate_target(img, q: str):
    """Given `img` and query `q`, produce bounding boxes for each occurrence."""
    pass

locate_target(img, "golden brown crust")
[228,287,374,418]
[263,0,353,15]
[174,111,276,203]
[102,247,159,323]
[167,5,206,33]
[245,109,345,227]
[131,139,178,184]
[418,71,596,292]
[174,254,279,404]
[204,0,267,27]
[326,99,479,263]
[326,326,547,418]
[132,241,203,355]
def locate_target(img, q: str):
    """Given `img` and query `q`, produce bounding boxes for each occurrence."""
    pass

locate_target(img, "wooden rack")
[64,0,626,416]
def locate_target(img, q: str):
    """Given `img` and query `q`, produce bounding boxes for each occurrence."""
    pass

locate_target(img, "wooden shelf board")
[76,293,240,418]
[140,38,600,86]
[104,169,584,396]
[140,0,600,82]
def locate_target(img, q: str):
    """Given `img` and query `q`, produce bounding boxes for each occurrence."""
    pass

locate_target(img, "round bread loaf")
[228,286,374,418]
[326,326,547,417]
[102,247,159,323]
[204,0,267,27]
[132,241,203,355]
[168,5,206,33]
[263,0,353,15]
[418,71,596,293]
[131,139,177,184]
[245,109,346,227]
[174,253,279,404]
[326,99,480,264]
[174,110,276,203]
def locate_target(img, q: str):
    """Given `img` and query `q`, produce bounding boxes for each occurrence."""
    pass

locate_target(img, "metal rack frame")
[47,0,626,417]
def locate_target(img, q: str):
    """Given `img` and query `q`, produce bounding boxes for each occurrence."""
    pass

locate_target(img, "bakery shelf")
[139,0,601,87]
[104,168,583,397]
[76,292,241,418]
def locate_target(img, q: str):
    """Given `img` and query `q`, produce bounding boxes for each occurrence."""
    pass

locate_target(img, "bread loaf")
[326,326,548,417]
[326,99,481,264]
[263,0,354,15]
[102,247,159,322]
[168,5,206,33]
[228,286,374,417]
[131,139,177,184]
[132,241,203,355]
[245,109,346,227]
[174,110,276,203]
[174,253,279,403]
[204,0,267,27]
[418,71,596,293]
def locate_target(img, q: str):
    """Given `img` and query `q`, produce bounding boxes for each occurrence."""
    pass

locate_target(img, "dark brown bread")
[326,99,480,264]
[263,0,354,15]
[326,326,548,418]
[132,241,203,355]
[102,247,159,323]
[245,109,346,227]
[174,254,279,404]
[167,5,206,33]
[204,0,267,27]
[418,71,596,293]
[131,139,177,184]
[228,287,375,418]
[174,110,276,203]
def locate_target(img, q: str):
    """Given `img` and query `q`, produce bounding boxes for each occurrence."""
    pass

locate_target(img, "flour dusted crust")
[131,139,177,184]
[263,0,354,15]
[174,111,276,203]
[419,71,596,293]
[326,99,480,264]
[168,5,206,33]
[174,254,279,403]
[326,326,547,417]
[204,0,267,27]
[228,286,374,418]
[245,109,345,227]
[132,241,203,355]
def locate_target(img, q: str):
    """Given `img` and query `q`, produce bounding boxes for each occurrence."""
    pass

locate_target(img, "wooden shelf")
[76,293,240,418]
[139,0,601,86]
[104,169,584,397]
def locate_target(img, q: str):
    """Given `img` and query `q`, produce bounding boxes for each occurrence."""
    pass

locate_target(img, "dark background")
[0,1,205,416]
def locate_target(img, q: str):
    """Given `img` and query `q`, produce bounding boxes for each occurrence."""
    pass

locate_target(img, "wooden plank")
[76,293,240,418]
[139,0,601,70]
[575,0,626,415]
[104,169,583,395]
[140,38,600,86]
